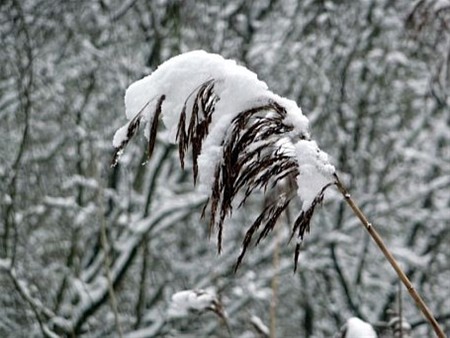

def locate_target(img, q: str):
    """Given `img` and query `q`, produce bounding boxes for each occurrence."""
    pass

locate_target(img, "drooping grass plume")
[112,50,335,270]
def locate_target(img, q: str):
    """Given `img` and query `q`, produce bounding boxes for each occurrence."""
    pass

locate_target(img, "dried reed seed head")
[147,95,166,160]
[176,80,219,183]
[176,82,330,269]
[113,78,332,271]
[111,111,144,167]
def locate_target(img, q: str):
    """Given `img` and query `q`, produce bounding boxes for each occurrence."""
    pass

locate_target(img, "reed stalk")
[333,174,445,338]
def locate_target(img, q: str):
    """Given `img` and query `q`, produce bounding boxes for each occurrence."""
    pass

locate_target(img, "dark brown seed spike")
[147,95,165,160]
[208,164,221,235]
[268,100,288,117]
[294,242,301,272]
[198,80,215,118]
[296,210,313,241]
[218,222,223,254]
[128,113,143,138]
[290,183,333,242]
[192,139,199,184]
[111,113,144,167]
[201,197,210,219]
[216,208,230,254]
[202,82,217,115]
[256,198,290,245]
[176,104,187,168]
[272,165,298,187]
[196,83,207,116]
[188,98,199,143]
[234,205,272,272]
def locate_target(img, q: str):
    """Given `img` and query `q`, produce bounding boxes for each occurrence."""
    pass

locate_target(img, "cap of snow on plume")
[112,50,335,270]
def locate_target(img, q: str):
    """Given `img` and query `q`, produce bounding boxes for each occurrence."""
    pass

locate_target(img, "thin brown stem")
[269,224,280,338]
[333,173,446,338]
[96,148,123,338]
[99,204,123,337]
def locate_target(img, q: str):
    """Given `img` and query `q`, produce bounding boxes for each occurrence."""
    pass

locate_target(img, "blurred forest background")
[1,0,449,337]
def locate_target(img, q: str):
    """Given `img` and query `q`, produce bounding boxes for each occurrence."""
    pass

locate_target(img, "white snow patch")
[250,315,269,336]
[167,289,217,318]
[386,51,408,66]
[120,50,269,144]
[435,0,450,11]
[345,317,377,338]
[278,95,310,137]
[4,194,12,205]
[295,140,335,211]
[0,258,11,271]
[44,196,76,208]
[112,123,130,148]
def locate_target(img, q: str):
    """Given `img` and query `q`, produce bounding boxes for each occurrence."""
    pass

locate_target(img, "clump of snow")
[388,315,412,337]
[0,258,12,271]
[113,50,335,211]
[386,51,408,66]
[121,50,269,143]
[434,0,450,11]
[278,95,310,138]
[167,289,218,318]
[344,317,377,338]
[295,140,335,211]
[112,124,130,148]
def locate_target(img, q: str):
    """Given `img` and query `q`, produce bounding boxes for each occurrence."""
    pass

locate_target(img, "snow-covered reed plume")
[112,50,335,270]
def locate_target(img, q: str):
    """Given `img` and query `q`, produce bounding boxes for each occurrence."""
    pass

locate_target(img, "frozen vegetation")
[113,50,336,264]
[1,0,449,337]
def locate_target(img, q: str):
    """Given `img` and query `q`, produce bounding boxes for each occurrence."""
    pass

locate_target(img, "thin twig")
[8,268,57,337]
[99,217,123,338]
[96,149,123,338]
[333,173,446,338]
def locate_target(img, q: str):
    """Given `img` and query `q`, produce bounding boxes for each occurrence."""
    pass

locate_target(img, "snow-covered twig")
[95,158,124,338]
[8,268,58,338]
[251,315,270,338]
[168,289,232,337]
[168,289,219,318]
